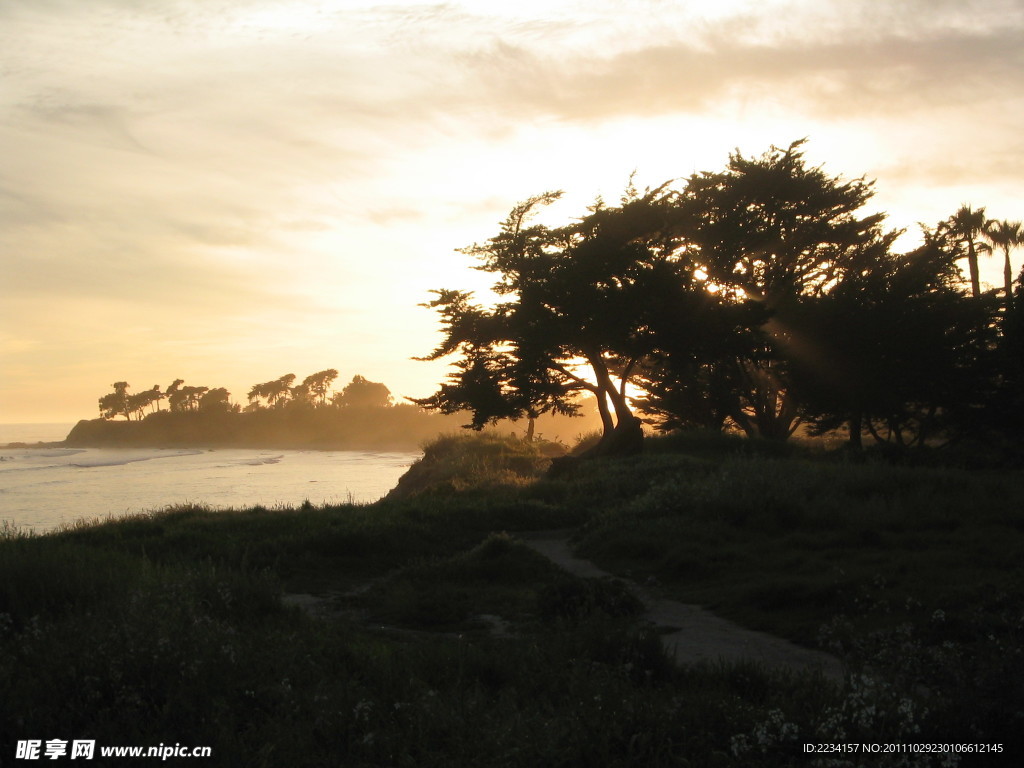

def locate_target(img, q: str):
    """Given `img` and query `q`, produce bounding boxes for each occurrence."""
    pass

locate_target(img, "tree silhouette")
[165,379,186,413]
[633,262,765,433]
[126,386,162,420]
[290,381,313,407]
[413,286,578,433]
[247,382,270,409]
[144,385,163,414]
[413,193,583,434]
[268,375,295,408]
[248,375,295,409]
[98,381,132,420]
[678,141,883,303]
[198,387,236,413]
[98,382,164,421]
[670,140,890,440]
[301,369,339,406]
[333,375,392,409]
[943,204,991,298]
[985,219,1022,309]
[788,234,994,448]
[180,385,209,411]
[993,267,1024,435]
[416,143,923,448]
[418,186,695,455]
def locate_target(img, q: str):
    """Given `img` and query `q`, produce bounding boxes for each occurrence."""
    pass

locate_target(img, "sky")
[2,0,1024,423]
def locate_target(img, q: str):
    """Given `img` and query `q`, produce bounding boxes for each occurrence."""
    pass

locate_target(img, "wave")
[0,448,85,460]
[238,455,284,466]
[0,450,88,476]
[0,477,72,489]
[68,449,205,469]
[207,454,285,468]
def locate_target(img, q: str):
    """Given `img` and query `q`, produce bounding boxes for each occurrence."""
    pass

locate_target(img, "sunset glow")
[2,0,1023,422]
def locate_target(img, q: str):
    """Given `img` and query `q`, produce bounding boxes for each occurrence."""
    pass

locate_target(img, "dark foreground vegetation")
[3,432,1022,767]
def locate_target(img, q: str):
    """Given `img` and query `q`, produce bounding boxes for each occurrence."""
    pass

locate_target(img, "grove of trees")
[97,371,393,422]
[417,141,1022,456]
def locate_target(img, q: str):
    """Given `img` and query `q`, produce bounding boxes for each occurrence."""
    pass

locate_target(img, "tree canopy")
[415,185,694,456]
[417,141,1021,455]
[332,375,393,409]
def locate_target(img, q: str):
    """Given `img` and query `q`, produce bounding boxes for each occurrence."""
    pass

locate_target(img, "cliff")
[63,406,467,451]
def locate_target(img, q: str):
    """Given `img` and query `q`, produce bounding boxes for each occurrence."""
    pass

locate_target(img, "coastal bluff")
[63,406,464,451]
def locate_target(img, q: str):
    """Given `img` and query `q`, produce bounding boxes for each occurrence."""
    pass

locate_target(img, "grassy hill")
[2,432,1021,766]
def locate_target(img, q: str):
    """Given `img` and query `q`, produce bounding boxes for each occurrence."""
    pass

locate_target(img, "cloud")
[451,18,1024,124]
[3,0,1024,421]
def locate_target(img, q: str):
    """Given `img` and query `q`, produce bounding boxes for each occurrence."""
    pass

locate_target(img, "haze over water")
[0,424,417,535]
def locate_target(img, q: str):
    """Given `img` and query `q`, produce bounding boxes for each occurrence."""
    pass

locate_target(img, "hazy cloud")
[3,0,1023,420]
[450,9,1024,123]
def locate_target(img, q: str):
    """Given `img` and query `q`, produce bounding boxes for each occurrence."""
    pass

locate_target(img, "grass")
[2,431,1023,766]
[572,453,1024,640]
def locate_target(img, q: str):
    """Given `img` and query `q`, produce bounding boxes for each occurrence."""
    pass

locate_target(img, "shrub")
[386,433,553,499]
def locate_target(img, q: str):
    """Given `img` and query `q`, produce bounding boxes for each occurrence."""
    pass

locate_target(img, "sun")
[232,2,332,35]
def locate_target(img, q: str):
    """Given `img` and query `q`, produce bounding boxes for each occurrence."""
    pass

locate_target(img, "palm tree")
[265,374,296,408]
[247,382,269,408]
[165,379,186,412]
[302,369,339,406]
[985,219,1022,309]
[944,204,991,297]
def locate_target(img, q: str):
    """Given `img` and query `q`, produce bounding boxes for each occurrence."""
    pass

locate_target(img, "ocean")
[0,423,419,535]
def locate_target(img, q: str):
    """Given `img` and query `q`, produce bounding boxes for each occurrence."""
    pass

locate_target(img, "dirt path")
[520,530,845,683]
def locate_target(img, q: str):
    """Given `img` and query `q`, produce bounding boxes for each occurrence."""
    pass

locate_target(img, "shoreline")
[0,444,420,536]
[1,441,68,450]
[2,440,426,453]
[58,413,470,453]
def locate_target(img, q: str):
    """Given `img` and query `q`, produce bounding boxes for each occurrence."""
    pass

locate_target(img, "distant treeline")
[72,371,463,450]
[96,370,391,421]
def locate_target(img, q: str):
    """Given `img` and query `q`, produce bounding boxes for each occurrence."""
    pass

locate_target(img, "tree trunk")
[729,407,758,439]
[968,241,981,298]
[865,418,886,444]
[547,354,644,476]
[594,390,614,436]
[848,412,863,450]
[589,353,633,424]
[600,413,644,456]
[1005,250,1015,310]
[581,358,643,460]
[736,360,799,441]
